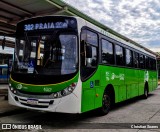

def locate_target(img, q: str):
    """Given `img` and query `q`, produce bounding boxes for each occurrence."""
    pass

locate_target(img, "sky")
[63,0,160,52]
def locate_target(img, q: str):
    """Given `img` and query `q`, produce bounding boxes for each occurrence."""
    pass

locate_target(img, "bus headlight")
[53,92,59,98]
[61,89,67,96]
[68,86,73,92]
[52,83,77,99]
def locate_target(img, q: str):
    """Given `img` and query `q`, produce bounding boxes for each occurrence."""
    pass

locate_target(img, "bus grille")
[16,90,53,99]
[17,97,54,108]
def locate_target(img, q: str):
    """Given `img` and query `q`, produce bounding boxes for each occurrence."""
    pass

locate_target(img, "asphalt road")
[0,85,160,132]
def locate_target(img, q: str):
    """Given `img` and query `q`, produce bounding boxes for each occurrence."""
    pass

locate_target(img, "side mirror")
[2,37,6,50]
[86,45,92,58]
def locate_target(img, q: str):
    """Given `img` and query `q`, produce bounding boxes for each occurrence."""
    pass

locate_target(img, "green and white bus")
[9,16,158,115]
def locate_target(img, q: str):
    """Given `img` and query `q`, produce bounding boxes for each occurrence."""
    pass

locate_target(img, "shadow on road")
[20,93,155,129]
[112,93,154,111]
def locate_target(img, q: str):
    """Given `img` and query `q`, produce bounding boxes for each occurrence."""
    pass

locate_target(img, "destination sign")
[24,21,68,31]
[16,16,77,37]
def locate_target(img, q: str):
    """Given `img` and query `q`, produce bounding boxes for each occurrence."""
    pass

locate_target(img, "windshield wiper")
[24,32,32,51]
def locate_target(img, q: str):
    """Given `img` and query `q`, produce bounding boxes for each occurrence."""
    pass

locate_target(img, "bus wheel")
[98,91,111,115]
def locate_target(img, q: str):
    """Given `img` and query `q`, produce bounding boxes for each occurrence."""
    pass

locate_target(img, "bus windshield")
[14,32,78,75]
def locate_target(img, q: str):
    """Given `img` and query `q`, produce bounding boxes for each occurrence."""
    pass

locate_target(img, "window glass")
[14,34,78,75]
[153,59,157,70]
[145,56,149,69]
[139,54,145,69]
[115,45,124,66]
[126,49,133,67]
[133,52,139,68]
[148,58,152,70]
[81,30,98,46]
[59,34,78,74]
[150,58,156,70]
[86,46,97,67]
[80,29,98,81]
[2,68,7,75]
[102,39,114,64]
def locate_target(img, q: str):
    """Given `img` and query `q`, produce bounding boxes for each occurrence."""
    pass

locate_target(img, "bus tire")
[98,90,111,116]
[143,83,148,99]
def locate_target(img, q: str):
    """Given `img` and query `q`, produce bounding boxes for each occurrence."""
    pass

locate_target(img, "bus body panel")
[81,65,157,113]
[125,68,139,99]
[9,75,82,113]
[81,66,101,112]
[10,73,79,93]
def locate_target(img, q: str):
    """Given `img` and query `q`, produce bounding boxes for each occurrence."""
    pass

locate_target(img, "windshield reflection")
[14,33,78,75]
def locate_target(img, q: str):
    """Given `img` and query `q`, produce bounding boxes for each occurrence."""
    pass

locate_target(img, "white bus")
[8,16,157,115]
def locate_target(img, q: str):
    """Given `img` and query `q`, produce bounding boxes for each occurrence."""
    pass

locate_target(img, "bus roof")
[51,0,157,57]
[76,17,155,58]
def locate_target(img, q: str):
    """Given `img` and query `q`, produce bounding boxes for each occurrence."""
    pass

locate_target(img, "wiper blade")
[24,32,32,50]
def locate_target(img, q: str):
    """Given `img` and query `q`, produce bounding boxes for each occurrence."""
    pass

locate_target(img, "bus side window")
[126,49,133,67]
[145,56,149,69]
[139,54,145,69]
[148,58,152,70]
[115,45,124,66]
[134,52,139,68]
[80,29,98,68]
[101,39,114,64]
[80,29,98,80]
[153,59,157,70]
[150,58,156,70]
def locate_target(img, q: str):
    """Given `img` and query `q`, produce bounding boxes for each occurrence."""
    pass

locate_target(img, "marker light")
[9,87,17,94]
[13,90,17,94]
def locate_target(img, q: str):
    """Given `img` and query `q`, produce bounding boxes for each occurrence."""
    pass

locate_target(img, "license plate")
[27,99,38,105]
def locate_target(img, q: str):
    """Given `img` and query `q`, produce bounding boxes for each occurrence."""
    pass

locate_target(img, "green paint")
[9,73,79,93]
[81,65,158,113]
